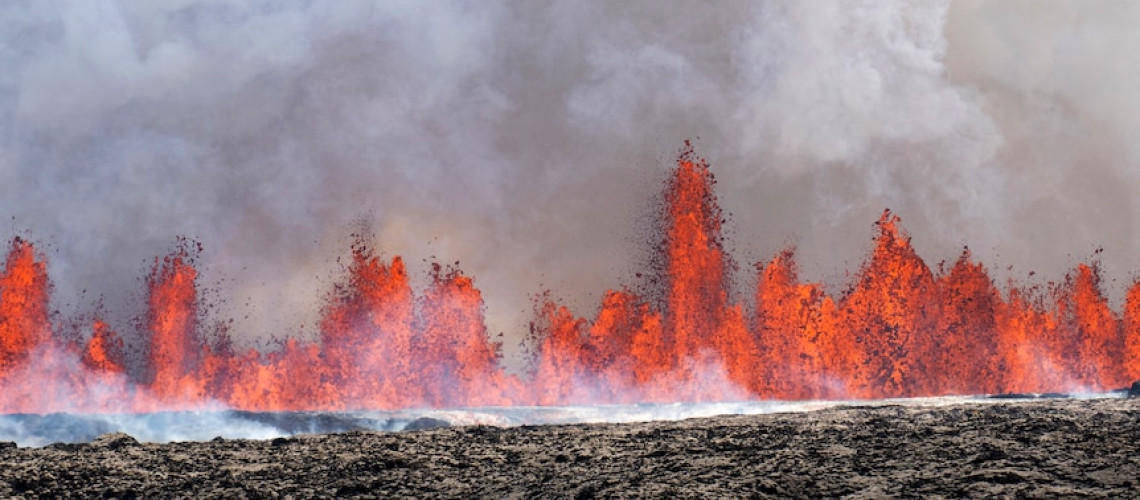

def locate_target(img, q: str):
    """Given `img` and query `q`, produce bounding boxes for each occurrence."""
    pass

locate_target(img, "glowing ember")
[2,144,1139,414]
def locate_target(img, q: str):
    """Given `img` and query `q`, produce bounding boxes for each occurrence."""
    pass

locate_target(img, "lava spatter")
[3,143,1140,414]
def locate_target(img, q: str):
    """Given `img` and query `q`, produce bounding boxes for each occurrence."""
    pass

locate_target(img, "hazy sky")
[2,1,1138,359]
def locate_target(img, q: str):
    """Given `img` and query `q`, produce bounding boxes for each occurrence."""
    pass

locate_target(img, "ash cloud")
[1,0,1137,361]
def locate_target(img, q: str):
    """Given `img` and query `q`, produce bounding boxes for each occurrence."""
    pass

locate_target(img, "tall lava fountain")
[2,142,1138,415]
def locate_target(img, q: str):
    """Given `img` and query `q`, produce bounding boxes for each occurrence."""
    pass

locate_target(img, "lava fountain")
[2,143,1139,416]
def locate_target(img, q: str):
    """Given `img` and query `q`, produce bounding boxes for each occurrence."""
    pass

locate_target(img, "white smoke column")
[717,0,1005,289]
[944,0,1140,293]
[0,0,1136,370]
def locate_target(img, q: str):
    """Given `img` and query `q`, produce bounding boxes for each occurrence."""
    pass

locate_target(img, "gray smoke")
[1,1,1136,363]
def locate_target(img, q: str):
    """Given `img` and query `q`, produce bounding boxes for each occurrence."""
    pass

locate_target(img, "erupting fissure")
[3,144,1140,413]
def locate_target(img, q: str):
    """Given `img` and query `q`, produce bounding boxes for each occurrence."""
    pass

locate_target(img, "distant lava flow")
[3,144,1140,414]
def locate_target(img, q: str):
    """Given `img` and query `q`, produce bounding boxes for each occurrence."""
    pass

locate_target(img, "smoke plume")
[1,0,1136,362]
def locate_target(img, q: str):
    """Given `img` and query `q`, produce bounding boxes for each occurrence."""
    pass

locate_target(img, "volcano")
[0,142,1138,417]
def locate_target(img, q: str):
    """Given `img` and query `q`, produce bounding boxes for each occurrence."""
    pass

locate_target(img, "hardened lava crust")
[2,397,1139,499]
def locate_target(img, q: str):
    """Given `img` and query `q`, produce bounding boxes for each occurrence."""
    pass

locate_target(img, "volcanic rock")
[1128,380,1140,397]
[90,432,139,450]
[0,398,1138,498]
[402,417,450,431]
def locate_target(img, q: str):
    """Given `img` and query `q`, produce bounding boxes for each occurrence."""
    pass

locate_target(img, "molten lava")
[0,238,51,373]
[2,144,1140,414]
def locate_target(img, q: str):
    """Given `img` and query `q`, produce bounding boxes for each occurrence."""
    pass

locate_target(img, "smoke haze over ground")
[1,1,1137,362]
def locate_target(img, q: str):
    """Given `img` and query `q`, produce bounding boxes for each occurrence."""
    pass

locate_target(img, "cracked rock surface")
[1,398,1138,499]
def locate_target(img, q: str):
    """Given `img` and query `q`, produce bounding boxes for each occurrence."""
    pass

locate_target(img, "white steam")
[0,0,1136,363]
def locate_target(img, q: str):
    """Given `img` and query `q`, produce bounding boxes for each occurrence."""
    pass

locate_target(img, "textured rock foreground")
[2,398,1138,499]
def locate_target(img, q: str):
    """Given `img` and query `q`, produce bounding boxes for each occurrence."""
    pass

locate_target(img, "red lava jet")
[2,142,1140,414]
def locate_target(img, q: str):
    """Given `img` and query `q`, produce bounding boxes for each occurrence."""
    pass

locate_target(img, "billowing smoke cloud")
[1,0,1136,363]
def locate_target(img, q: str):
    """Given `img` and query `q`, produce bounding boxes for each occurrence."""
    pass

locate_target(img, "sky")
[2,0,1138,360]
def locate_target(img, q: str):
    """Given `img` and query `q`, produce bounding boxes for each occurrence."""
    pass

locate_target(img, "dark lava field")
[2,397,1139,499]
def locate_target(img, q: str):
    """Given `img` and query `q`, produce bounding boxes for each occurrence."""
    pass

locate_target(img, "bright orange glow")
[1122,283,1140,381]
[145,248,203,406]
[933,251,1001,395]
[755,250,840,399]
[0,238,51,374]
[2,143,1138,414]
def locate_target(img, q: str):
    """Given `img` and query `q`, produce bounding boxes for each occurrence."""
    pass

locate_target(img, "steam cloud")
[1,1,1136,363]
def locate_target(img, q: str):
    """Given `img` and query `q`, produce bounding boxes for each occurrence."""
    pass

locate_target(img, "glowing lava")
[2,144,1139,414]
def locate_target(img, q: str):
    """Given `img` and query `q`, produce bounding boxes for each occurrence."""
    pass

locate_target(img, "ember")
[1,143,1137,414]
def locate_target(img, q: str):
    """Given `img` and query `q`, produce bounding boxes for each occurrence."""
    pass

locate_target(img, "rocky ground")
[1,397,1138,499]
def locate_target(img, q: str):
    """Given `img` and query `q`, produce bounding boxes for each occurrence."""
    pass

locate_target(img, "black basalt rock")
[402,417,450,431]
[1128,380,1140,398]
[91,432,140,450]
